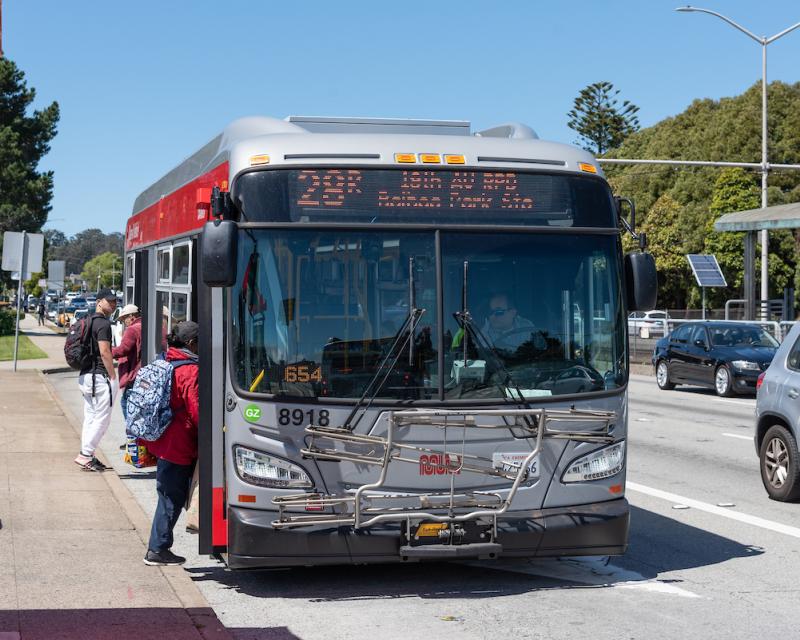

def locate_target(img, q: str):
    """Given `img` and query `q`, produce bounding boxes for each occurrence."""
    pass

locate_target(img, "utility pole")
[1,0,4,58]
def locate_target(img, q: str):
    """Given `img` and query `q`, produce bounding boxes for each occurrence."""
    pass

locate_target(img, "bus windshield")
[232,230,626,401]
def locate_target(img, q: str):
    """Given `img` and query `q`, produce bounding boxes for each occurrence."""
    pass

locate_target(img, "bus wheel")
[714,365,734,397]
[655,360,674,390]
[760,425,800,502]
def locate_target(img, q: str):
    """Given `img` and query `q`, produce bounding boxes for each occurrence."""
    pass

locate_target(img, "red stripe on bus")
[125,162,229,251]
[212,486,228,546]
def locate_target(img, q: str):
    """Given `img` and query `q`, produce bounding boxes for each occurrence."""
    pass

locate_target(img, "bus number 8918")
[278,408,330,427]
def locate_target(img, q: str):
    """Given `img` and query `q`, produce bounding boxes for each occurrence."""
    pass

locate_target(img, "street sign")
[47,260,66,292]
[2,231,44,279]
[687,254,727,288]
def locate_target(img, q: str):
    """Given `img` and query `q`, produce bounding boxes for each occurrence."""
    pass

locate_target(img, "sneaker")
[143,549,186,566]
[91,457,110,471]
[75,455,105,472]
[119,443,127,450]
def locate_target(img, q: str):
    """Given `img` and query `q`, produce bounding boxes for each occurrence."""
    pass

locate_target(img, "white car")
[70,309,89,327]
[628,310,669,337]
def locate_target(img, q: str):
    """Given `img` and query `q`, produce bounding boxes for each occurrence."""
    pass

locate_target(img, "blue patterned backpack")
[125,358,194,441]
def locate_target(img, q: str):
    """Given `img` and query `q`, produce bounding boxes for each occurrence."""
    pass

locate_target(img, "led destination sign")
[235,168,616,227]
[294,169,539,211]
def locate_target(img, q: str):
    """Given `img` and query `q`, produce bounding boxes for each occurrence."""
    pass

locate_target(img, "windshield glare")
[232,231,626,401]
[709,325,779,348]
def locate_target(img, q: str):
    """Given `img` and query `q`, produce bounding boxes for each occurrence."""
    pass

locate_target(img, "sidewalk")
[0,369,232,639]
[0,315,68,372]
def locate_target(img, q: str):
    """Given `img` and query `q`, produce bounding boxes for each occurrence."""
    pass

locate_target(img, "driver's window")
[690,325,707,346]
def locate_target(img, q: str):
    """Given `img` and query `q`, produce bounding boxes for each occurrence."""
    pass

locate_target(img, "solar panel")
[687,254,727,288]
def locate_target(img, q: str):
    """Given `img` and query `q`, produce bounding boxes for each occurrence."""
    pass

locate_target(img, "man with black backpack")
[73,288,118,472]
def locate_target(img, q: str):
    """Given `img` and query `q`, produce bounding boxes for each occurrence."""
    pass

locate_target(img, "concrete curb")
[38,371,231,638]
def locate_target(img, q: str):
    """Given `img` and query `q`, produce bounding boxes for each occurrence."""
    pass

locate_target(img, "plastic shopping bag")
[124,437,157,469]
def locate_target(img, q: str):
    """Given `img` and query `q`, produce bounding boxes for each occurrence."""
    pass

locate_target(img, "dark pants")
[148,458,194,552]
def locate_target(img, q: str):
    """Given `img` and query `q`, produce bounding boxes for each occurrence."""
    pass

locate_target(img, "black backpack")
[64,315,97,370]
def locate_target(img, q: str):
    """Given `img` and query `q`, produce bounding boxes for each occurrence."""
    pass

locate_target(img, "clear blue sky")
[5,0,800,237]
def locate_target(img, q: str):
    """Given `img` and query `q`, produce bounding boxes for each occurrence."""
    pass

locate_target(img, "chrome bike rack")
[272,406,616,530]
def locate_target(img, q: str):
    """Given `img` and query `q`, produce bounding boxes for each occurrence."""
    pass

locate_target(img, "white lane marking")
[481,557,700,599]
[722,432,752,441]
[627,481,800,540]
[714,398,756,407]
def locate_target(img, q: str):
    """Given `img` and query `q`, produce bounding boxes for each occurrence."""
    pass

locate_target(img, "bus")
[125,115,656,569]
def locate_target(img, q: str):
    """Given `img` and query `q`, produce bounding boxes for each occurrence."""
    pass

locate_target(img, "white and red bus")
[125,115,656,568]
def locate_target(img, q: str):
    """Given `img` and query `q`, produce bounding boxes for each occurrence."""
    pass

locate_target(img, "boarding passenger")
[112,304,142,447]
[74,288,118,472]
[143,321,200,566]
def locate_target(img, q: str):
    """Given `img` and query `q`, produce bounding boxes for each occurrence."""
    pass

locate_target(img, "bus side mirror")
[201,220,238,287]
[625,251,657,311]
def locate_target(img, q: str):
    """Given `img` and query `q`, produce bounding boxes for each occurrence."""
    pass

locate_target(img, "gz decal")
[419,453,462,476]
[243,404,262,423]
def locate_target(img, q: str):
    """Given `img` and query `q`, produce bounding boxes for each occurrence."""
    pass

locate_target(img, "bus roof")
[132,115,602,217]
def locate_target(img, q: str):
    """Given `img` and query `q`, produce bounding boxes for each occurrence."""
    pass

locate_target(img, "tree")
[0,59,59,236]
[567,81,640,155]
[0,57,59,290]
[81,252,122,291]
[607,81,800,310]
[638,195,692,308]
[48,228,124,274]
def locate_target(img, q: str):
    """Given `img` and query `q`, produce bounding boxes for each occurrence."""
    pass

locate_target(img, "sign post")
[11,232,29,371]
[2,231,45,372]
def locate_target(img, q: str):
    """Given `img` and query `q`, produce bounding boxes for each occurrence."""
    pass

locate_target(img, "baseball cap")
[118,303,139,319]
[97,288,117,302]
[174,320,199,345]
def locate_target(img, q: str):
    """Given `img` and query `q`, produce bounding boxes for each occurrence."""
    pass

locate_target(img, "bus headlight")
[234,445,313,489]
[562,442,625,483]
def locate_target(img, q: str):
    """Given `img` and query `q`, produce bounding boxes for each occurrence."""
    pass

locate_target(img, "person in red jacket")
[112,304,142,424]
[143,320,200,566]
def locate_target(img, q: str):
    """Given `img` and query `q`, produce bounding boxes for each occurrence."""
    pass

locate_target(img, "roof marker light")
[395,153,417,163]
[444,154,466,165]
[249,154,270,166]
[420,153,441,164]
[579,162,597,173]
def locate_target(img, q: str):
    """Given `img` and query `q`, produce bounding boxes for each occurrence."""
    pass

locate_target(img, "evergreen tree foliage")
[567,81,640,155]
[0,57,59,235]
[607,81,800,309]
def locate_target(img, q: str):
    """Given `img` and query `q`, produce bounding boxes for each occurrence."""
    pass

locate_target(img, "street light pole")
[677,6,800,318]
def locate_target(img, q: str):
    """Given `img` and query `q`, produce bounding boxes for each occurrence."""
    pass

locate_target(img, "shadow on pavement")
[620,504,763,578]
[0,607,300,640]
[185,503,762,602]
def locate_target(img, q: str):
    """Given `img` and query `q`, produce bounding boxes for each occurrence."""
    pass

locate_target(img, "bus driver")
[481,292,540,351]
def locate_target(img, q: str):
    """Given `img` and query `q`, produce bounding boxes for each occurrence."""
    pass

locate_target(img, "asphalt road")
[49,372,800,639]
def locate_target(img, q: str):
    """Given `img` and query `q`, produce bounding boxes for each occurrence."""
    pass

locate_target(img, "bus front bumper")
[225,498,629,569]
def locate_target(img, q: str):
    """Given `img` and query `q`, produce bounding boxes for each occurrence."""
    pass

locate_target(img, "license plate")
[415,523,448,538]
[492,452,540,478]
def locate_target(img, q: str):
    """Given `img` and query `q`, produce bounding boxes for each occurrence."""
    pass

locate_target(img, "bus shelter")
[714,201,800,320]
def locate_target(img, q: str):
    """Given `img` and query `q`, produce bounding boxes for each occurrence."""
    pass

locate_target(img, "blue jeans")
[121,386,131,424]
[148,458,195,552]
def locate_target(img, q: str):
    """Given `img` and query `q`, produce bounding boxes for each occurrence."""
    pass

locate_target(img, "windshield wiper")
[341,307,426,432]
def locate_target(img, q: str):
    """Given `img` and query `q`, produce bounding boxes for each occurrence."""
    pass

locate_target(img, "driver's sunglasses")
[490,307,510,317]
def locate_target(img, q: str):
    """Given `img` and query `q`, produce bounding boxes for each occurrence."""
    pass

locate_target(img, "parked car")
[755,322,800,501]
[628,310,670,337]
[27,297,40,312]
[70,308,89,327]
[71,297,88,310]
[653,321,778,397]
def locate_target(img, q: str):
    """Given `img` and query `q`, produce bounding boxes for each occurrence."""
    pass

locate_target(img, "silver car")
[755,322,800,501]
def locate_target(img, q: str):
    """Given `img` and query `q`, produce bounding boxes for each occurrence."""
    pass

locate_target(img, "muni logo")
[244,404,262,423]
[419,453,461,476]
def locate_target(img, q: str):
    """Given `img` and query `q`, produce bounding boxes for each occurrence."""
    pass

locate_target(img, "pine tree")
[567,81,640,155]
[0,57,60,235]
